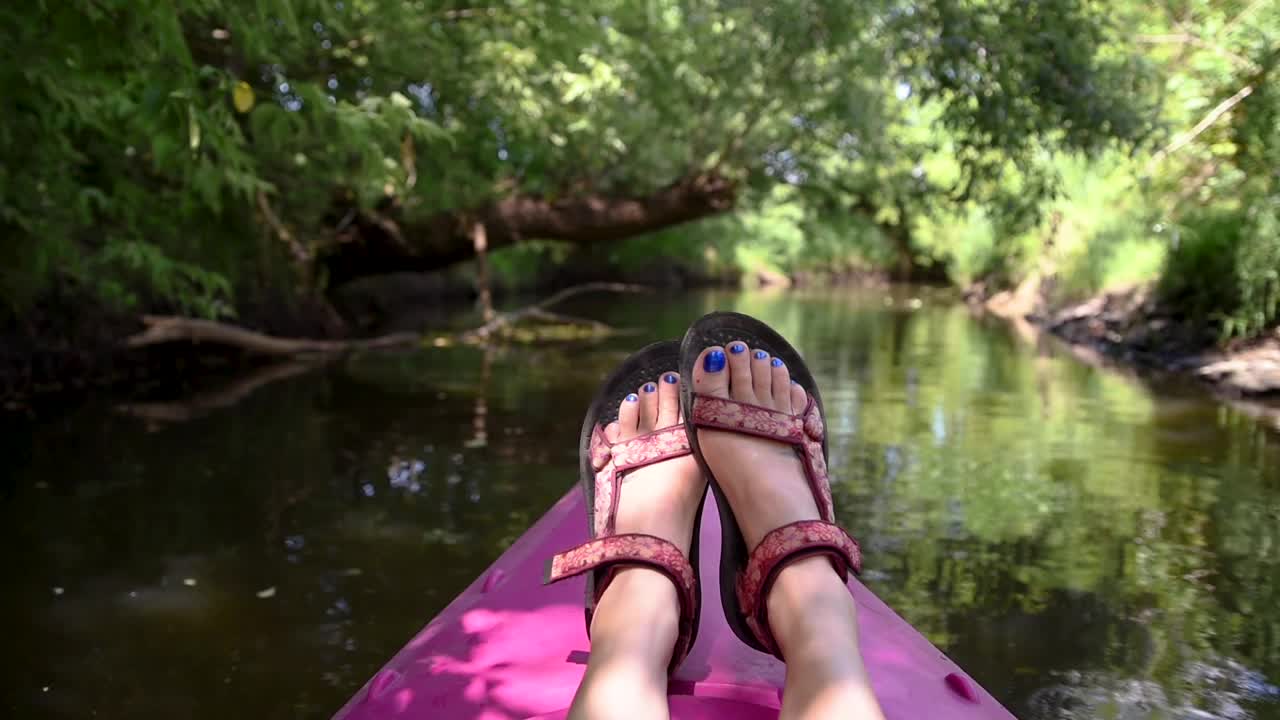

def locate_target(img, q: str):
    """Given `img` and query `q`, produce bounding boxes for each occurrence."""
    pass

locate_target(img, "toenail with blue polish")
[626,393,639,402]
[643,382,656,393]
[704,349,727,372]
[663,373,678,384]
[772,357,784,367]
[729,343,746,354]
[754,350,768,360]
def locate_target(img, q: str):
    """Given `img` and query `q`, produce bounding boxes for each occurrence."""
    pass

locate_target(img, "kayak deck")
[334,490,1014,719]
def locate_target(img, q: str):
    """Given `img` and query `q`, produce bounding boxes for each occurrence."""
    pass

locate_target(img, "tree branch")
[257,191,310,264]
[319,172,736,288]
[122,283,650,354]
[459,282,649,342]
[1133,33,1254,69]
[124,315,420,355]
[1149,84,1254,166]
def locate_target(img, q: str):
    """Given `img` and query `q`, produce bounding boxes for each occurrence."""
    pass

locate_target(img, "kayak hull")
[334,490,1014,719]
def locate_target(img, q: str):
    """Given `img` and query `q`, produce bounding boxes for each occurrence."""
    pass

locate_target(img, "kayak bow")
[334,490,1014,720]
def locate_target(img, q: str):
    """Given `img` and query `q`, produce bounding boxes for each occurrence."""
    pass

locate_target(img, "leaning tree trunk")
[320,172,736,289]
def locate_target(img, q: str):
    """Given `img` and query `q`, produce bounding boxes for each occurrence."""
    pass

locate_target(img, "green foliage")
[915,206,1005,284]
[1163,203,1280,338]
[892,0,1280,341]
[1232,200,1280,337]
[1,0,1275,342]
[608,191,890,283]
[1161,210,1246,321]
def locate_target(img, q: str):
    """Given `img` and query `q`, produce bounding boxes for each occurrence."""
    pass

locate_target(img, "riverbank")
[8,266,1277,420]
[980,278,1280,403]
[0,267,714,410]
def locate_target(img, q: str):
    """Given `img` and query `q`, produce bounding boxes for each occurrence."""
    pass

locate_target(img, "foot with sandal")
[545,313,887,720]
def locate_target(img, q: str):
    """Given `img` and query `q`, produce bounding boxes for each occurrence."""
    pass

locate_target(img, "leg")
[769,557,885,720]
[568,373,706,720]
[692,342,886,720]
[567,568,678,720]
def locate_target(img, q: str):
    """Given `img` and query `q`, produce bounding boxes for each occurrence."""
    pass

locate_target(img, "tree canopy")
[1,0,1276,334]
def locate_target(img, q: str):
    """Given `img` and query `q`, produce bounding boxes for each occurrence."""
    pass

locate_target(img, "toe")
[726,340,756,403]
[604,422,621,443]
[751,348,773,404]
[790,381,807,414]
[617,391,641,439]
[692,346,729,398]
[638,380,659,432]
[657,371,680,427]
[770,357,792,411]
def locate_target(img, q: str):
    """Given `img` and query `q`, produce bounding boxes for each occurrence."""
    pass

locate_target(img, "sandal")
[678,312,862,659]
[543,340,706,674]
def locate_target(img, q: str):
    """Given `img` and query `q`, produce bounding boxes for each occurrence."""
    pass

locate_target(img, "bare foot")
[690,341,818,548]
[689,340,886,720]
[604,371,706,557]
[568,371,707,720]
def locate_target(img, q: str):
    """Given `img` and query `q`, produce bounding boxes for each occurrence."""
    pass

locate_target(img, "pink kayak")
[333,489,1015,720]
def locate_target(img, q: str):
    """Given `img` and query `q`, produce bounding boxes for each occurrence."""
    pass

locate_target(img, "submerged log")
[122,283,647,356]
[125,315,420,356]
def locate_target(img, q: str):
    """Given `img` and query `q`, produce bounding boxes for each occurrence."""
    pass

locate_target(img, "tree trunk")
[321,172,736,289]
[471,221,495,322]
[885,222,949,284]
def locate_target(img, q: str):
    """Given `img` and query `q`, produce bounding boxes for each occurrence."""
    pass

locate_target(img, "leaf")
[188,105,201,151]
[233,81,256,114]
[389,91,413,109]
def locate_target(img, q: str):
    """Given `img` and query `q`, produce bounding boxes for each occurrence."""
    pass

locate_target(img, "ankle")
[589,567,680,661]
[765,556,861,665]
[573,569,677,720]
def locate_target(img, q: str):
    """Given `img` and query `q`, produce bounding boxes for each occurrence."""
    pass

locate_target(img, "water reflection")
[1,289,1278,719]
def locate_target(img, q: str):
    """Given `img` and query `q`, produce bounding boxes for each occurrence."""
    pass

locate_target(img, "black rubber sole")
[678,311,827,655]
[576,340,704,662]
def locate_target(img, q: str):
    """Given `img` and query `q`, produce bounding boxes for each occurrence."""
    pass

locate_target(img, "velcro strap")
[590,425,692,473]
[588,424,694,538]
[546,533,695,596]
[544,533,698,673]
[610,425,691,472]
[736,520,861,658]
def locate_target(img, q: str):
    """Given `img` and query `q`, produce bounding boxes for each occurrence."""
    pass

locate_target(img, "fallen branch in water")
[459,282,647,342]
[125,315,420,356]
[122,282,648,355]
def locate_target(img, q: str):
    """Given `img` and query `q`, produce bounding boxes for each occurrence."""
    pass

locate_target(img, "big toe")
[692,346,729,398]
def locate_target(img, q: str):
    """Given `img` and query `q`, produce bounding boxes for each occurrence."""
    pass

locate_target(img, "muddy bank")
[979,279,1280,402]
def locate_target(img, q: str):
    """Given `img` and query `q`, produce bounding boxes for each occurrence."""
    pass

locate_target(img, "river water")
[4,289,1278,719]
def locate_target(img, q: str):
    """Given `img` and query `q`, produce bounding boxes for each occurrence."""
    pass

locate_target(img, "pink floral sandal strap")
[545,533,698,672]
[736,520,863,657]
[587,423,691,537]
[590,423,691,473]
[692,391,863,657]
[690,392,837,522]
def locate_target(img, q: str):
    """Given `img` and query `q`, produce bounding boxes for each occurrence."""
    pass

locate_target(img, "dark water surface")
[4,289,1279,719]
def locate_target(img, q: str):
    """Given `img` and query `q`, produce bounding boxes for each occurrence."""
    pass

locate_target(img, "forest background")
[2,0,1277,388]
